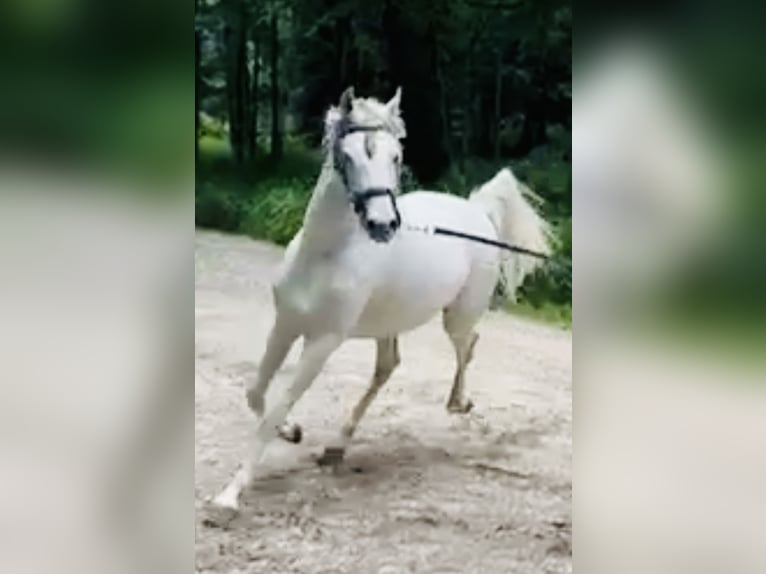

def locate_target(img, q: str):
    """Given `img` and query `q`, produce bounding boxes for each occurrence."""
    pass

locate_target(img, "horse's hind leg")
[443,304,483,414]
[343,338,400,440]
[318,337,400,466]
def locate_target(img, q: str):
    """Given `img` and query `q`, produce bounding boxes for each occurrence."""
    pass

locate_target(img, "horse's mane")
[323,96,406,155]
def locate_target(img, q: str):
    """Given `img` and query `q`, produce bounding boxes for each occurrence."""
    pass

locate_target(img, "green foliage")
[198,112,227,140]
[517,254,572,306]
[196,131,313,244]
[240,179,312,245]
[196,132,321,184]
[196,176,311,245]
[266,134,323,181]
[198,134,232,162]
[195,183,246,232]
[514,158,571,309]
[513,159,571,216]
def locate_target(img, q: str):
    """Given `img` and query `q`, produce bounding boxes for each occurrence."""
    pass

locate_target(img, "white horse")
[210,87,552,519]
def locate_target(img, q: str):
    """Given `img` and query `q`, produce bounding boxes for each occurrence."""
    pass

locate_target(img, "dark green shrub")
[240,179,312,245]
[195,184,245,232]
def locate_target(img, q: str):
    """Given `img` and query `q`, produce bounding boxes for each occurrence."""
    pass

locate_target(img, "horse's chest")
[275,254,370,321]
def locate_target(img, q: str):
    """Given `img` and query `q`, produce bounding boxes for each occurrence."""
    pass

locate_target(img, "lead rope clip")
[404,223,435,235]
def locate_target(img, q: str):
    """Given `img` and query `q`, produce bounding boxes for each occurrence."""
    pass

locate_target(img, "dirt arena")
[195,230,571,573]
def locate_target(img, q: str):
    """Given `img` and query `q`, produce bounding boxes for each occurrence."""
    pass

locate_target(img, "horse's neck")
[299,164,358,254]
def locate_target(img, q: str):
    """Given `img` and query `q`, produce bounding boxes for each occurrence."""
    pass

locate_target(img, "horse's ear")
[339,86,355,115]
[386,87,402,116]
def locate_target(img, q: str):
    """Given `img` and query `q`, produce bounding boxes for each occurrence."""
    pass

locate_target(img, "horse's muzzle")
[363,217,399,243]
[353,187,401,243]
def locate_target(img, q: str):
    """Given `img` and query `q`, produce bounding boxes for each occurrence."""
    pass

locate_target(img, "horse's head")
[325,86,406,243]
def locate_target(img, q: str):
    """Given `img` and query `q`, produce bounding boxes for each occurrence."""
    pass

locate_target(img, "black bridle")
[351,188,402,229]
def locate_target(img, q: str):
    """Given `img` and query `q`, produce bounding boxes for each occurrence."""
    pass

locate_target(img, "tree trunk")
[224,24,238,160]
[493,47,503,161]
[224,3,250,166]
[236,13,249,164]
[435,51,452,166]
[270,6,282,160]
[461,37,474,171]
[195,28,201,166]
[382,1,448,182]
[339,23,350,90]
[249,29,260,161]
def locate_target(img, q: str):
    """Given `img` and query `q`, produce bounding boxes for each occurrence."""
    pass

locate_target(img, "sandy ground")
[195,230,572,574]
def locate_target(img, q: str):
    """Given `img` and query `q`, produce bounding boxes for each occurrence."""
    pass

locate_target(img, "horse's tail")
[470,167,555,302]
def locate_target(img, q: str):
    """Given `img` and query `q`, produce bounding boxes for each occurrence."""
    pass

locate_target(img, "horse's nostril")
[390,220,399,231]
[364,219,397,242]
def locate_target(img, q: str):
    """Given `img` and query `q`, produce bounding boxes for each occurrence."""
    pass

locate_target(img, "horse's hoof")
[201,498,239,529]
[447,398,474,414]
[316,446,345,468]
[277,422,303,444]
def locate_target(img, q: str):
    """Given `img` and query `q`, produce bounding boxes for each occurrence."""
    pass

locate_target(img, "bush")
[195,183,245,232]
[240,179,312,245]
[198,112,228,140]
[512,158,571,218]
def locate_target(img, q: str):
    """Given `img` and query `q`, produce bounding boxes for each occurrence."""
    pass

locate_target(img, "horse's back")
[398,191,501,273]
[399,191,494,232]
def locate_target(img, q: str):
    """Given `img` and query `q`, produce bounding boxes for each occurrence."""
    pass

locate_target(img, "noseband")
[351,187,402,229]
[333,124,402,229]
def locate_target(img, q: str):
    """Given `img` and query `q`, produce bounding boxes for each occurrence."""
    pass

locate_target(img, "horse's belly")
[353,294,444,338]
[351,237,471,338]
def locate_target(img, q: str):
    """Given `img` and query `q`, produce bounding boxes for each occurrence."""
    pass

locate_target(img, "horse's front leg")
[208,333,343,522]
[245,314,297,416]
